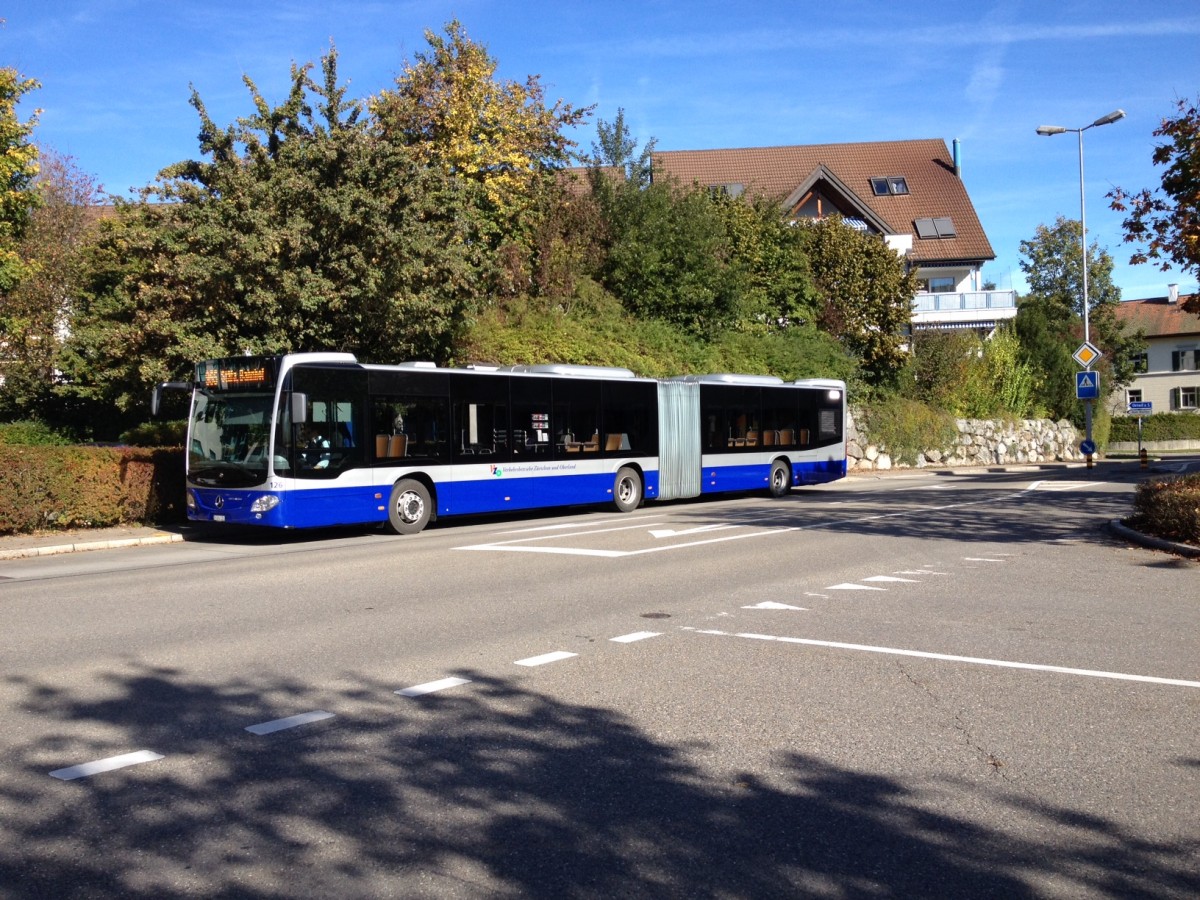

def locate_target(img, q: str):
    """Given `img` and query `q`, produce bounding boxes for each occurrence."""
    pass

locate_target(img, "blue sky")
[5,0,1199,300]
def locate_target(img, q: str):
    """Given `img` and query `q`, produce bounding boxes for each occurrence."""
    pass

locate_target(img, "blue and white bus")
[154,353,846,533]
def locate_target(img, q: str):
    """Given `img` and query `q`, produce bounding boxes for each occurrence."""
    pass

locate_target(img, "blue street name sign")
[1128,401,1153,415]
[1075,370,1100,400]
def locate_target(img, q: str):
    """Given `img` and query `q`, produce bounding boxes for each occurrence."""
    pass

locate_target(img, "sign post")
[1072,343,1104,470]
[1128,401,1152,464]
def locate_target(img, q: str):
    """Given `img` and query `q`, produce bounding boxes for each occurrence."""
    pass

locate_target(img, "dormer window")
[871,176,909,196]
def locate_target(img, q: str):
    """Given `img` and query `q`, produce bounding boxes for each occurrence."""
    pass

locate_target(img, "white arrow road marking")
[742,601,808,610]
[648,524,736,538]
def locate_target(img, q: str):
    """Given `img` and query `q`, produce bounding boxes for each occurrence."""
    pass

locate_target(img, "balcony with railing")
[912,289,1018,331]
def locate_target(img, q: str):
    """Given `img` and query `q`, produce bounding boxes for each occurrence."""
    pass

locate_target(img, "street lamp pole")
[1035,109,1125,463]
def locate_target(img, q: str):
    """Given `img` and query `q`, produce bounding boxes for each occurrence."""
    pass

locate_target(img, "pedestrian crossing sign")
[1075,370,1100,400]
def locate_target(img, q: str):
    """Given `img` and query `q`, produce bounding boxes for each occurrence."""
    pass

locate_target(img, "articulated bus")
[154,353,846,533]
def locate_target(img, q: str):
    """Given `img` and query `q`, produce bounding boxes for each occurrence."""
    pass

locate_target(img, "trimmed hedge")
[0,446,186,534]
[1130,473,1200,546]
[1110,413,1200,443]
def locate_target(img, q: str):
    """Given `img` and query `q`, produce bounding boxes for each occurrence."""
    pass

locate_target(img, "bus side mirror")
[290,392,309,425]
[151,382,192,418]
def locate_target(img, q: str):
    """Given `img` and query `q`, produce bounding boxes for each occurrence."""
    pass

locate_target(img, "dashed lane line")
[244,710,335,735]
[514,650,578,667]
[396,677,472,698]
[49,750,165,781]
[610,631,662,643]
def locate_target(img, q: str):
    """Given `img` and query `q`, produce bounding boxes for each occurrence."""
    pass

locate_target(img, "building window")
[1171,349,1198,371]
[1129,352,1148,373]
[1126,389,1143,405]
[1172,386,1198,410]
[914,216,957,239]
[920,276,957,293]
[870,176,909,196]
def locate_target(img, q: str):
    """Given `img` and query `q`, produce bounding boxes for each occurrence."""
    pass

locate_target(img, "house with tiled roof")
[652,139,1016,335]
[1108,286,1200,415]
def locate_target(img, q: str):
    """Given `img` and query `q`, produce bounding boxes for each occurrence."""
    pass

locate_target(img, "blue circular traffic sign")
[1080,439,1096,456]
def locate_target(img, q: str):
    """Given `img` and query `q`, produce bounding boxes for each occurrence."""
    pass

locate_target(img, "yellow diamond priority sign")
[1072,341,1102,368]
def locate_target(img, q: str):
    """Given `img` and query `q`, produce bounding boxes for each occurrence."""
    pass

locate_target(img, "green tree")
[601,178,741,335]
[794,216,915,389]
[1016,216,1143,420]
[1108,95,1200,306]
[0,150,102,422]
[63,46,494,432]
[591,107,655,189]
[0,67,41,293]
[372,20,590,245]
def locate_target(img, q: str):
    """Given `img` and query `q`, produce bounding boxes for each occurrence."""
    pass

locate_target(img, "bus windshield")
[188,390,275,487]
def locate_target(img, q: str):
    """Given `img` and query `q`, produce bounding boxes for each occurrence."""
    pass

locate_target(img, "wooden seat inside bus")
[377,434,407,458]
[604,433,623,452]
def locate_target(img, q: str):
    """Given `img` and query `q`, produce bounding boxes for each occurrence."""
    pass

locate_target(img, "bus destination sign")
[197,357,278,391]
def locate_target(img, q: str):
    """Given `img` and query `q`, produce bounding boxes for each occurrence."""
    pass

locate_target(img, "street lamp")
[1036,108,1125,462]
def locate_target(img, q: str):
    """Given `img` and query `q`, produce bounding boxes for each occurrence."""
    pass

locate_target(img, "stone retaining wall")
[847,410,1083,471]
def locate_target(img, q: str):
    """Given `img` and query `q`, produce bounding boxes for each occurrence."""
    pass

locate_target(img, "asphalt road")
[1,464,1197,899]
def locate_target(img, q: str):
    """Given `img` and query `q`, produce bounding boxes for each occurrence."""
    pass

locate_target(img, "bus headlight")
[186,490,197,513]
[251,494,280,513]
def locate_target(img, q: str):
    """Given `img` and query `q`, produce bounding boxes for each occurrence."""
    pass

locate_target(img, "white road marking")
[50,750,164,781]
[396,677,472,697]
[862,575,920,583]
[742,601,807,610]
[610,631,662,643]
[963,557,1006,562]
[827,583,888,591]
[244,711,335,735]
[649,524,735,538]
[494,519,668,535]
[895,569,947,575]
[515,651,578,667]
[689,629,1200,689]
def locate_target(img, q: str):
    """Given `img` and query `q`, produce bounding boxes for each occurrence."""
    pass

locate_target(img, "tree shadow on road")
[3,664,1196,898]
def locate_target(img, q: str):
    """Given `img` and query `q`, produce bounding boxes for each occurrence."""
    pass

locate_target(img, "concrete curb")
[1107,519,1200,559]
[0,531,184,561]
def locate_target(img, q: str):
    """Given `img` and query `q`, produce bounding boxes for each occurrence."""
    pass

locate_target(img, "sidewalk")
[0,524,185,560]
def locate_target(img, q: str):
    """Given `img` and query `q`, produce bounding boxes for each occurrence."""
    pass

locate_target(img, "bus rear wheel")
[388,479,432,534]
[768,460,792,498]
[613,466,643,513]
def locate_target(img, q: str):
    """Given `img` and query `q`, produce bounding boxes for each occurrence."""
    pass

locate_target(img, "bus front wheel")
[613,467,643,513]
[768,460,792,498]
[388,479,432,534]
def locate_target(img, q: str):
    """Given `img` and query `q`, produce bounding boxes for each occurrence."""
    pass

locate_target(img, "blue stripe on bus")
[190,468,663,528]
[698,458,847,493]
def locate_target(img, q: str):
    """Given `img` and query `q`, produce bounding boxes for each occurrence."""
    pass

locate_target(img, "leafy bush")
[858,398,958,465]
[0,420,72,445]
[0,446,186,533]
[1131,473,1200,545]
[1110,413,1200,442]
[120,420,187,447]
